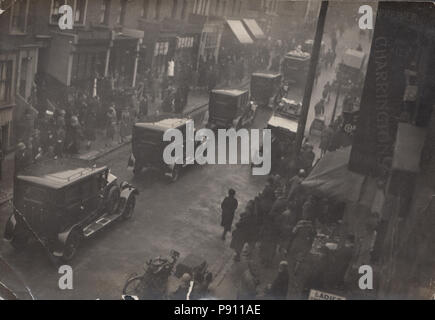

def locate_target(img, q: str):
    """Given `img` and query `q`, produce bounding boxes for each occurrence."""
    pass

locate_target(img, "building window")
[19,55,29,98]
[117,0,127,25]
[74,0,87,24]
[221,0,226,16]
[231,0,236,14]
[238,0,242,14]
[0,61,13,104]
[155,0,161,20]
[180,0,187,19]
[10,0,29,33]
[154,41,169,75]
[215,0,220,15]
[142,0,149,18]
[100,0,111,24]
[171,0,178,18]
[50,0,87,25]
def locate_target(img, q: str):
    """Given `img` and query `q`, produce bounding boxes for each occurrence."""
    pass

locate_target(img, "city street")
[0,108,271,300]
[0,7,374,300]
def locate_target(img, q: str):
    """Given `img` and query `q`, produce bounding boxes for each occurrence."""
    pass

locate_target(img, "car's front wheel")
[121,196,136,220]
[62,229,82,262]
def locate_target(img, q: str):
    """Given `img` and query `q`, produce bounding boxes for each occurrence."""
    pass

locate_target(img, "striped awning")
[226,20,254,44]
[242,19,266,40]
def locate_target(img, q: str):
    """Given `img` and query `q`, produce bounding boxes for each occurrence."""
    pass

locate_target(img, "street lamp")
[293,1,329,158]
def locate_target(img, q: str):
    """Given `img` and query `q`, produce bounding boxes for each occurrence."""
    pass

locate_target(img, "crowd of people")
[221,162,355,299]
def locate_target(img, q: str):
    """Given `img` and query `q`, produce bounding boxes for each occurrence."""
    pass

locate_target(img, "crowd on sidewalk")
[220,160,358,299]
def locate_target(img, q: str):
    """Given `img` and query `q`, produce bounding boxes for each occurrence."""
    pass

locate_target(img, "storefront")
[220,20,254,58]
[109,29,142,88]
[39,28,111,103]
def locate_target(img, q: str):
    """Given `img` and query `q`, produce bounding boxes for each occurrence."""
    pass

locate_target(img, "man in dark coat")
[221,189,238,240]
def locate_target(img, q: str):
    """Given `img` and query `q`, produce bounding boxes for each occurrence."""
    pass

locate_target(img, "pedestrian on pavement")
[286,169,306,201]
[220,189,238,241]
[230,200,256,261]
[139,95,149,119]
[105,106,117,146]
[287,218,315,275]
[300,144,315,174]
[119,109,130,144]
[314,98,325,116]
[265,261,289,299]
[236,262,259,300]
[259,215,280,267]
[322,81,331,103]
[15,142,29,173]
[320,124,334,157]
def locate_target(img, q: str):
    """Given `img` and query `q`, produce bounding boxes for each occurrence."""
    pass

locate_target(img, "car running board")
[83,213,121,238]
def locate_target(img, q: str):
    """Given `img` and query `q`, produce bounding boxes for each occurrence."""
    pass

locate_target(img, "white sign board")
[308,289,346,300]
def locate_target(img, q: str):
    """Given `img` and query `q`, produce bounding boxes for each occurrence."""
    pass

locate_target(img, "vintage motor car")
[267,114,299,145]
[336,48,366,91]
[302,39,326,55]
[252,114,299,169]
[129,118,204,182]
[250,72,282,108]
[206,89,255,130]
[275,97,302,121]
[4,159,138,261]
[282,48,311,85]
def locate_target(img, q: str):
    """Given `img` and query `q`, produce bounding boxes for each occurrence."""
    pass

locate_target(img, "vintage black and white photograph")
[0,0,434,301]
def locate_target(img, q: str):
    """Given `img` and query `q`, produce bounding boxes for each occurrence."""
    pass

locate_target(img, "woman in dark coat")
[220,189,238,240]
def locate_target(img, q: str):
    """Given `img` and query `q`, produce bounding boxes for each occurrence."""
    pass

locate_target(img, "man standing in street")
[220,189,238,241]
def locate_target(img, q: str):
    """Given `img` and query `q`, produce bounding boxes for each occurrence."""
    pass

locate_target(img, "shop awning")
[226,20,254,44]
[301,147,366,202]
[242,19,266,40]
[392,123,426,172]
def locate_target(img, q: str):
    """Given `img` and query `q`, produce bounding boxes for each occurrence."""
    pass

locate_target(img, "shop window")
[72,52,106,82]
[10,0,29,34]
[50,0,87,25]
[100,0,111,25]
[0,61,12,104]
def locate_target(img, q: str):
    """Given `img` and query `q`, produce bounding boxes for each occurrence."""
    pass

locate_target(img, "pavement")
[75,78,251,163]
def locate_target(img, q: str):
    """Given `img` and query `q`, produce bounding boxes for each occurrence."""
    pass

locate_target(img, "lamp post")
[293,1,329,159]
